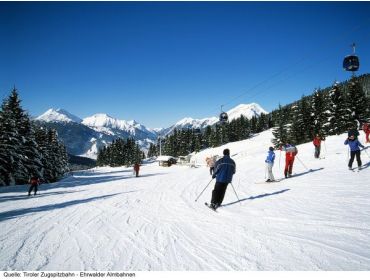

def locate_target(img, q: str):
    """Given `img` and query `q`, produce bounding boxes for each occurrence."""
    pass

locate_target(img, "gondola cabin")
[219,112,228,123]
[343,55,360,72]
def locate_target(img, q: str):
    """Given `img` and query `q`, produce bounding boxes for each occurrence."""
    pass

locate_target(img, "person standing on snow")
[280,143,298,178]
[208,149,236,210]
[206,156,216,175]
[265,147,276,182]
[133,163,140,177]
[345,135,365,170]
[28,175,40,196]
[313,134,325,159]
[362,122,370,143]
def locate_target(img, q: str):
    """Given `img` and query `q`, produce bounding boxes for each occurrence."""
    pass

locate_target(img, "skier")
[313,134,325,159]
[28,175,40,196]
[208,149,236,210]
[344,135,365,170]
[280,143,298,178]
[362,122,370,143]
[265,147,276,182]
[206,156,215,175]
[133,163,140,177]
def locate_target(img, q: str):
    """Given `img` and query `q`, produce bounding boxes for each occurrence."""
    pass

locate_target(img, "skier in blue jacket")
[208,148,236,210]
[344,135,365,170]
[265,147,276,182]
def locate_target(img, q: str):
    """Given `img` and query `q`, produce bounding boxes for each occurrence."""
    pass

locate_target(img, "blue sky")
[1,1,369,128]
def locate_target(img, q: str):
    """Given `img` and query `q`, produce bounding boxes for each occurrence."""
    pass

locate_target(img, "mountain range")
[34,103,267,159]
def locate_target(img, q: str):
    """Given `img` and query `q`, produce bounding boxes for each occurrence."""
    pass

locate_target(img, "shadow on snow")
[0,192,124,222]
[0,190,85,203]
[221,188,290,208]
[288,167,324,178]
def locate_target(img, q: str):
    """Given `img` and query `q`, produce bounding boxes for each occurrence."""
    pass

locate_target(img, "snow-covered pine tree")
[0,88,27,185]
[289,102,305,145]
[327,82,348,135]
[344,77,370,129]
[311,88,330,137]
[272,105,289,147]
[256,113,268,133]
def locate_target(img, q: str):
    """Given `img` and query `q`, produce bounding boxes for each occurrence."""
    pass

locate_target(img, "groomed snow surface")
[1,129,370,271]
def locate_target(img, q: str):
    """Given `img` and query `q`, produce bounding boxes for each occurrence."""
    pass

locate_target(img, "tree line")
[96,138,144,167]
[0,89,69,186]
[272,75,370,146]
[148,74,370,158]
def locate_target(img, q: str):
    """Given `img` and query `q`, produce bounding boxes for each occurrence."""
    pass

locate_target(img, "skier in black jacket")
[208,149,236,210]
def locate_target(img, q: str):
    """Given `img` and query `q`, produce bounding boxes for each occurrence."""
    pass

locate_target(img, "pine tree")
[327,82,348,135]
[272,105,289,147]
[311,88,330,137]
[344,77,370,129]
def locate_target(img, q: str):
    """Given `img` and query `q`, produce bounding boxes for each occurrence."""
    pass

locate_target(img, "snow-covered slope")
[1,130,369,270]
[35,108,82,123]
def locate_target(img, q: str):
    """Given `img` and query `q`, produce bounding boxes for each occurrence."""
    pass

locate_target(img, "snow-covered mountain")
[35,103,267,158]
[82,113,157,139]
[35,109,157,159]
[163,103,268,136]
[35,108,82,123]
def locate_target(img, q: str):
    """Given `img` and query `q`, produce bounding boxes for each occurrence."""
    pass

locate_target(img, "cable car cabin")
[343,55,360,72]
[219,112,228,123]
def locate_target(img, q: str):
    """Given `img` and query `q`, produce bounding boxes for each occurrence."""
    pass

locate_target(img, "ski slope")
[1,129,370,271]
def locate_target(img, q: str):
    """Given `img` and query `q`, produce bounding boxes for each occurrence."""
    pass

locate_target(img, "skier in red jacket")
[313,134,325,159]
[280,144,298,178]
[133,163,140,177]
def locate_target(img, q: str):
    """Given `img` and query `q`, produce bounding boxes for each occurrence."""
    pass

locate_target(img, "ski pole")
[363,148,370,159]
[195,178,214,202]
[295,156,310,171]
[230,182,241,205]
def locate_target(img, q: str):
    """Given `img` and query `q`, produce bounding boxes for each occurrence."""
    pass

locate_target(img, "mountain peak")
[227,103,268,121]
[36,108,82,123]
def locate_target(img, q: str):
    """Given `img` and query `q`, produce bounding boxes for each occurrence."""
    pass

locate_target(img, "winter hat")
[269,147,274,152]
[223,149,230,156]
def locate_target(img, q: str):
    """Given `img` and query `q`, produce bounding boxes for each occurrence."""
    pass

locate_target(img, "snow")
[226,103,268,121]
[82,113,135,131]
[35,108,82,123]
[1,129,370,271]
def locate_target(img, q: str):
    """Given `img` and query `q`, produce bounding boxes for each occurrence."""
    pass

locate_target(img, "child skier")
[344,135,365,170]
[265,147,276,182]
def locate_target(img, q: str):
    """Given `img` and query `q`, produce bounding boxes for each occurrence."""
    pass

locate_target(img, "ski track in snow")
[1,129,370,270]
